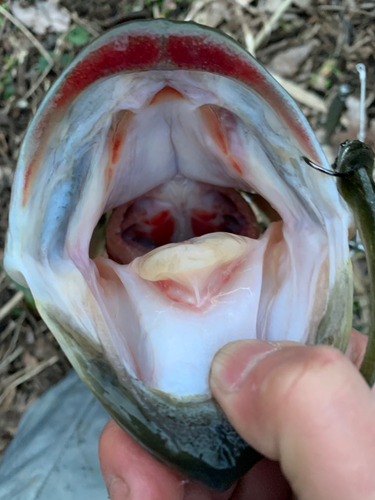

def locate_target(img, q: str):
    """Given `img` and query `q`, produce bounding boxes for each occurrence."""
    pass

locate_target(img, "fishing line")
[356,63,366,143]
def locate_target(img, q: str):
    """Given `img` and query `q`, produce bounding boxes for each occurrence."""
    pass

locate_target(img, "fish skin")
[4,20,353,489]
[38,302,262,490]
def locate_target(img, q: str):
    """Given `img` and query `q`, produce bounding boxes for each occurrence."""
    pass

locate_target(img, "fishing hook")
[301,156,349,177]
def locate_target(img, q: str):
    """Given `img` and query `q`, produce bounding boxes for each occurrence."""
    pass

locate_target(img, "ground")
[0,0,374,460]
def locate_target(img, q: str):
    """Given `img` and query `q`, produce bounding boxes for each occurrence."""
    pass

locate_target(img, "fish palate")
[4,20,353,490]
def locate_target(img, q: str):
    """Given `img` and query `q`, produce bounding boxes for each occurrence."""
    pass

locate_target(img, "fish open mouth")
[59,71,345,400]
[5,22,352,403]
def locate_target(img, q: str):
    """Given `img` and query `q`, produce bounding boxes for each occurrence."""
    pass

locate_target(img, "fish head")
[4,20,353,490]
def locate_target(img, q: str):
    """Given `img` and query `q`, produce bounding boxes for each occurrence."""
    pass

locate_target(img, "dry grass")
[0,0,374,460]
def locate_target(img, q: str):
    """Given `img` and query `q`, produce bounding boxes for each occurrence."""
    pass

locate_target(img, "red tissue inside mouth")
[105,186,259,266]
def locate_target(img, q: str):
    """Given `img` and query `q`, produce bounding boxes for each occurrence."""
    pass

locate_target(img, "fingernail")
[210,340,277,392]
[107,477,130,500]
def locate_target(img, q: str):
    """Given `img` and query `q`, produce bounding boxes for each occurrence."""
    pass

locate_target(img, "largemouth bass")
[4,20,353,490]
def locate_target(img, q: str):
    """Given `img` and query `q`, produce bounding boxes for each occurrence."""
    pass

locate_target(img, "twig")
[0,346,23,374]
[21,62,54,102]
[0,311,24,362]
[152,4,161,18]
[0,321,16,344]
[270,73,327,113]
[0,290,24,322]
[1,312,24,363]
[234,5,255,55]
[254,0,294,51]
[0,355,59,408]
[318,5,346,11]
[346,35,373,54]
[25,309,38,331]
[185,0,214,21]
[19,29,70,103]
[0,5,53,65]
[70,12,101,37]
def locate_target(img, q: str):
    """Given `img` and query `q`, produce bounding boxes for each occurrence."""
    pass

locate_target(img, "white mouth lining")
[5,70,351,397]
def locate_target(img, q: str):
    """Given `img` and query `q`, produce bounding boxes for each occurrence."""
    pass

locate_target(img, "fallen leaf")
[268,43,316,78]
[257,0,282,12]
[11,0,70,36]
[193,1,228,28]
[254,0,310,12]
[331,118,375,152]
[22,351,39,370]
[340,96,365,131]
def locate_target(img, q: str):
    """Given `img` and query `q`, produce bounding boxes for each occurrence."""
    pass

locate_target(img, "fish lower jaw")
[92,218,328,399]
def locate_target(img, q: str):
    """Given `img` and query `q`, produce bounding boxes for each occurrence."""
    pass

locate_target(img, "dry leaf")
[34,337,57,359]
[257,0,282,12]
[254,0,310,13]
[22,351,39,370]
[11,0,70,36]
[194,2,227,28]
[340,96,365,131]
[331,118,375,152]
[268,43,315,78]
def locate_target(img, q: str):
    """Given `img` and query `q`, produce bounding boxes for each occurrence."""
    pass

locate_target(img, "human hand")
[99,330,375,500]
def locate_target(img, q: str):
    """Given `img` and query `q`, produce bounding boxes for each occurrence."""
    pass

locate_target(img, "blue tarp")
[0,371,109,500]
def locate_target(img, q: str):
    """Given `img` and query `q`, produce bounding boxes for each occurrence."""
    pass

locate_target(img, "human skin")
[99,330,375,500]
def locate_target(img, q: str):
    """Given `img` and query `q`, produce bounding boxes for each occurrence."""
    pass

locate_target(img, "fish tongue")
[136,232,250,309]
[95,229,269,396]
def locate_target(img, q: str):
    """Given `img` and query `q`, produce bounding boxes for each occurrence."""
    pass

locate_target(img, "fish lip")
[17,19,329,209]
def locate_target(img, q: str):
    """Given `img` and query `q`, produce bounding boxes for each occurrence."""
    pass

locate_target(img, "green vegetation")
[68,25,91,46]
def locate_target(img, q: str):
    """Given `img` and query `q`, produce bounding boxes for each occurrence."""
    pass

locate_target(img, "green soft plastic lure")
[305,140,375,385]
[335,141,375,385]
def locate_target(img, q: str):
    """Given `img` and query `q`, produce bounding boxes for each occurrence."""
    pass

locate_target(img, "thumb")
[210,340,375,500]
